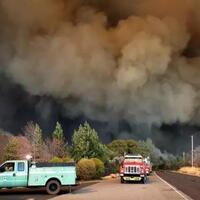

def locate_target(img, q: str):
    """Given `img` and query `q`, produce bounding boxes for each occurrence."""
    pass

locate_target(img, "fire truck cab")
[119,154,147,184]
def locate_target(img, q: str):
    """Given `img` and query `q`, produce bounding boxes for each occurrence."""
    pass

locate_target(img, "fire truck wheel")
[121,177,125,184]
[142,176,147,184]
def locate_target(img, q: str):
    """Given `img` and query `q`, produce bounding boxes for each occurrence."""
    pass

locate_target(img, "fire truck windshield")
[124,157,143,163]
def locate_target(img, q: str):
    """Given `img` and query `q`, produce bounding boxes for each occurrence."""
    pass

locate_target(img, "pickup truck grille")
[124,166,140,174]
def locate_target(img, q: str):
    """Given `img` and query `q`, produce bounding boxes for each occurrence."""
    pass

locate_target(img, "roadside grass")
[178,167,200,177]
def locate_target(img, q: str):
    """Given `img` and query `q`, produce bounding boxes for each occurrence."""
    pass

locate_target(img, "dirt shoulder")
[177,167,200,177]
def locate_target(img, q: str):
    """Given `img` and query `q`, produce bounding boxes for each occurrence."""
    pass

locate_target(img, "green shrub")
[49,156,63,163]
[77,158,96,180]
[104,159,120,175]
[91,158,105,179]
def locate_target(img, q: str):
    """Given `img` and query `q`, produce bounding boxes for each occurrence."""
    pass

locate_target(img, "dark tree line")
[0,122,186,171]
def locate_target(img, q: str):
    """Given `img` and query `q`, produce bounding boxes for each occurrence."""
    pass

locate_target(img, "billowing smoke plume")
[0,0,200,149]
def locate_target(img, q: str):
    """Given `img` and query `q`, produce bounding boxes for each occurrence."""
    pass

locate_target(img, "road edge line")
[155,172,193,200]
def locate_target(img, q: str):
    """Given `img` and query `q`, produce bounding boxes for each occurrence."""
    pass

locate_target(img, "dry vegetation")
[178,167,200,177]
[102,174,118,180]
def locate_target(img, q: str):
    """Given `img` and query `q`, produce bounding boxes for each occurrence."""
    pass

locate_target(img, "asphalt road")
[0,182,98,200]
[51,174,191,200]
[0,174,192,200]
[157,171,200,200]
[0,187,54,200]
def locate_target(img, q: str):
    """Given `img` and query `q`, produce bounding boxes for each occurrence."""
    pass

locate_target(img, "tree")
[3,138,19,161]
[23,122,43,161]
[33,123,43,160]
[53,122,64,141]
[16,136,32,159]
[144,139,163,164]
[23,121,35,142]
[126,140,141,154]
[0,134,11,162]
[137,140,151,157]
[51,122,66,158]
[72,122,109,162]
[107,140,128,157]
[107,139,141,157]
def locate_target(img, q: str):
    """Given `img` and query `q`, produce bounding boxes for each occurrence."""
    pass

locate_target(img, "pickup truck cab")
[0,160,76,194]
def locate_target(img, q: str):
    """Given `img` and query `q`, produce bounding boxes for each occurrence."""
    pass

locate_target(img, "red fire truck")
[119,154,147,184]
[144,157,152,176]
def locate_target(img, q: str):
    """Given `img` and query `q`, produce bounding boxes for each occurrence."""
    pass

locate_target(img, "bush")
[62,157,74,162]
[104,159,120,175]
[49,156,63,163]
[91,158,105,179]
[77,158,96,180]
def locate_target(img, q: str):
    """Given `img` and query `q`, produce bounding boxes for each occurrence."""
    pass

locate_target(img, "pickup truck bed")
[29,162,76,186]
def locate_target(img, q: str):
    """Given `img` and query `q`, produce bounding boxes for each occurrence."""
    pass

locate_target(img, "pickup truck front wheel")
[46,180,61,195]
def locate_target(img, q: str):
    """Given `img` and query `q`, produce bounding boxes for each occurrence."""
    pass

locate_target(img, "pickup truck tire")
[46,180,61,195]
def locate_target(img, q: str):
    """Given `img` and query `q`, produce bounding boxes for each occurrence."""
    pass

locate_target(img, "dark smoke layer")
[0,0,200,153]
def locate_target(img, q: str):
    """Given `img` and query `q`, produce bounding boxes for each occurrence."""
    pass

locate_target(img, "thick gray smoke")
[0,0,200,130]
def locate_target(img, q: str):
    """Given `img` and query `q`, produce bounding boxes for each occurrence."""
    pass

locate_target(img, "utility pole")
[191,135,194,167]
[183,152,185,165]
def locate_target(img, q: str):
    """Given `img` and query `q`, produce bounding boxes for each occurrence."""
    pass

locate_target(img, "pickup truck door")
[15,161,28,187]
[0,162,16,188]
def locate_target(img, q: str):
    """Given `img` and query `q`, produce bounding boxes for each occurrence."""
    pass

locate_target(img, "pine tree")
[53,122,64,141]
[33,123,43,161]
[72,122,109,162]
[52,122,66,158]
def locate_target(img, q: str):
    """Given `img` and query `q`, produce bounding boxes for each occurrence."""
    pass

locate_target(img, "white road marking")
[155,172,193,200]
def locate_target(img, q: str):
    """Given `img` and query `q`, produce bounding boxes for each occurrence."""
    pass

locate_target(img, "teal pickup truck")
[0,160,76,194]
